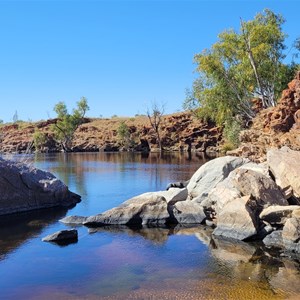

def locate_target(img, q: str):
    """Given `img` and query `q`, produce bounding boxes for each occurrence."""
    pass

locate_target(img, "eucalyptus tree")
[52,97,89,152]
[186,9,297,126]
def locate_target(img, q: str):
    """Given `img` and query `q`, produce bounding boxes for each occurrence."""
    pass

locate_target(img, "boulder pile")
[61,146,300,253]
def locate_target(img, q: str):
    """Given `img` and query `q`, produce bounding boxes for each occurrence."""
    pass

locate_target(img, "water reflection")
[88,224,300,298]
[0,207,68,260]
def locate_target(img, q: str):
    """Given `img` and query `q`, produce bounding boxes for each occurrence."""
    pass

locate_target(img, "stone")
[230,168,287,208]
[263,230,284,248]
[156,188,188,204]
[166,180,189,190]
[172,201,206,224]
[239,161,270,177]
[60,215,88,225]
[259,205,300,226]
[187,156,248,203]
[42,229,78,242]
[201,174,241,215]
[203,167,287,216]
[84,193,171,226]
[213,196,258,241]
[267,147,300,199]
[282,217,300,243]
[0,158,81,215]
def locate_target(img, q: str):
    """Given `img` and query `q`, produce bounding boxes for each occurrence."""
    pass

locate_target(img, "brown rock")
[267,147,300,200]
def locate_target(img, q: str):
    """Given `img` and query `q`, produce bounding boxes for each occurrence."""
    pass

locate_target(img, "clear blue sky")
[0,0,299,123]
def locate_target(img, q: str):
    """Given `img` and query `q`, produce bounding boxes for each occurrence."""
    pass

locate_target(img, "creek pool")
[0,152,299,300]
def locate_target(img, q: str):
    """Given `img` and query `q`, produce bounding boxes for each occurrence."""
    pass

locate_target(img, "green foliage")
[187,9,298,126]
[223,118,243,148]
[52,97,89,151]
[33,130,47,151]
[117,121,131,148]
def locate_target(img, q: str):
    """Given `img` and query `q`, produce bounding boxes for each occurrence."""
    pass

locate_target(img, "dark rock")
[166,180,189,190]
[0,158,80,215]
[42,229,78,243]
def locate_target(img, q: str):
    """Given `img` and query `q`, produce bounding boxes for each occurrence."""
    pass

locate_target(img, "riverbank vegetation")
[184,9,300,149]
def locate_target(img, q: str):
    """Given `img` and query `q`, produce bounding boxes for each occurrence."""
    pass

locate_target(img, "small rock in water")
[42,229,78,243]
[60,215,87,225]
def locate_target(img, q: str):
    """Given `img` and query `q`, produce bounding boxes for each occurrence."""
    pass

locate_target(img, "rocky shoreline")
[59,146,300,254]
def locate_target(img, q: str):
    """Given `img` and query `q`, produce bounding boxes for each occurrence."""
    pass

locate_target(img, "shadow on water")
[0,207,69,260]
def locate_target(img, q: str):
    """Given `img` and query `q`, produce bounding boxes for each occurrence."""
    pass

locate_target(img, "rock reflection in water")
[89,224,300,297]
[0,207,68,260]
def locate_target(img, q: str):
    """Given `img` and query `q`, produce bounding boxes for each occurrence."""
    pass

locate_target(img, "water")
[0,152,300,300]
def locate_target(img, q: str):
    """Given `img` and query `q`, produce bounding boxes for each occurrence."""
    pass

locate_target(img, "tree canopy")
[185,9,299,126]
[52,97,89,151]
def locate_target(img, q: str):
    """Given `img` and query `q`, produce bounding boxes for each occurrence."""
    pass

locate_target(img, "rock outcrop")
[0,112,222,154]
[230,72,300,161]
[0,157,81,215]
[62,147,300,253]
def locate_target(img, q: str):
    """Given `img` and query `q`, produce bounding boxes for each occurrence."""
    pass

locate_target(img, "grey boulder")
[42,229,78,242]
[0,158,80,215]
[187,156,248,203]
[84,193,171,226]
[213,195,258,241]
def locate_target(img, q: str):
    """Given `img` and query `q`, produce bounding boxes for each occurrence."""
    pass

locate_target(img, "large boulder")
[84,193,172,226]
[267,147,300,200]
[0,158,80,215]
[229,168,287,208]
[203,168,287,215]
[213,195,258,241]
[187,156,248,203]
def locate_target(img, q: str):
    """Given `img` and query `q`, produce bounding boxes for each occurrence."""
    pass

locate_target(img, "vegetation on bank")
[1,9,299,153]
[184,9,300,149]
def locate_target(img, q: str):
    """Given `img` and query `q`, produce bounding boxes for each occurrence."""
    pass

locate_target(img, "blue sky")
[0,0,299,123]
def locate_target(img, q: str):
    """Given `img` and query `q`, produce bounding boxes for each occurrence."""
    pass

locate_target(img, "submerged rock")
[0,158,81,215]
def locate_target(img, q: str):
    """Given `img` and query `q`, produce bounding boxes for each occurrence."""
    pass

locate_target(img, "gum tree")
[186,9,297,126]
[52,97,89,152]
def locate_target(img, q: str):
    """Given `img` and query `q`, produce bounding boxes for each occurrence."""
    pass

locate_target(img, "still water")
[0,152,300,300]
